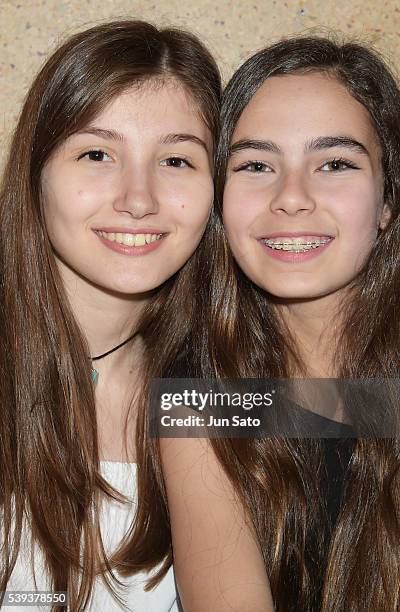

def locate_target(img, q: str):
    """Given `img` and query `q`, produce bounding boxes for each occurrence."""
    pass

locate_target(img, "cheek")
[43,191,87,241]
[42,172,107,233]
[168,177,214,232]
[333,186,381,243]
[328,185,382,271]
[223,183,262,240]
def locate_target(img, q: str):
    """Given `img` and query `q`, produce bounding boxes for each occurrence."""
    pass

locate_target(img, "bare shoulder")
[161,437,274,612]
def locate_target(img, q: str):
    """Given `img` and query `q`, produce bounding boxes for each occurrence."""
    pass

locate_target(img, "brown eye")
[78,150,112,162]
[161,157,193,168]
[252,162,267,172]
[234,161,271,173]
[319,158,359,172]
[88,151,106,162]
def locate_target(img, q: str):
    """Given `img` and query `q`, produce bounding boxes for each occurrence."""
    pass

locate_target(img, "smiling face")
[41,80,213,297]
[223,72,391,302]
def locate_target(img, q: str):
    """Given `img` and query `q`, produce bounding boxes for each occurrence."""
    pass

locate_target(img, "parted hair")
[0,20,221,611]
[207,36,400,611]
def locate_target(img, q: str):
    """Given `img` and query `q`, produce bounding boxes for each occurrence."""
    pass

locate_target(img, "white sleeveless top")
[4,462,178,611]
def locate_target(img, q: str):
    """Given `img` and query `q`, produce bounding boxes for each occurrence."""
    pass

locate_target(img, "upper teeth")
[263,236,330,251]
[97,231,163,246]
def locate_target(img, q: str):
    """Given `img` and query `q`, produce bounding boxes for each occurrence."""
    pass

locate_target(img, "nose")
[269,170,316,216]
[113,168,159,218]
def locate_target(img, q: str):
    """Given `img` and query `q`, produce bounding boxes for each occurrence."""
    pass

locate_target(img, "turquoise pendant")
[91,368,99,385]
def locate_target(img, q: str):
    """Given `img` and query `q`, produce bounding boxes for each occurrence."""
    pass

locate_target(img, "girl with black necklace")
[0,20,221,611]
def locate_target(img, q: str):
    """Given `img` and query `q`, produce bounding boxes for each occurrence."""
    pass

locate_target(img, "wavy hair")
[208,36,400,611]
[0,20,221,611]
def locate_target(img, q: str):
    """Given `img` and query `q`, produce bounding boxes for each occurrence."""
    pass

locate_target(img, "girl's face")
[223,72,391,301]
[41,81,213,296]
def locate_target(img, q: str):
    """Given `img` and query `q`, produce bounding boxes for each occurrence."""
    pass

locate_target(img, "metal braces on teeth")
[264,239,329,251]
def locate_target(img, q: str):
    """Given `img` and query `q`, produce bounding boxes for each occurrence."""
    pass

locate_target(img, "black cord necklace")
[90,333,137,385]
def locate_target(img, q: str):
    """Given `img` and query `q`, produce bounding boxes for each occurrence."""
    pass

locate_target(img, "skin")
[41,80,213,460]
[162,436,275,612]
[165,73,394,610]
[42,81,213,302]
[223,72,391,375]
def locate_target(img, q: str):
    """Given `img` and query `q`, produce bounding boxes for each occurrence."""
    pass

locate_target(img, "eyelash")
[318,157,360,172]
[233,157,360,173]
[76,151,194,169]
[233,160,271,173]
[160,156,194,169]
[77,149,112,162]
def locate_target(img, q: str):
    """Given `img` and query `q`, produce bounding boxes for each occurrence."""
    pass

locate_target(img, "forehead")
[87,80,210,139]
[233,72,380,150]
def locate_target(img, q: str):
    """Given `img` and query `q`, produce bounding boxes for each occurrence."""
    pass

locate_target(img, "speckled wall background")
[1,0,399,170]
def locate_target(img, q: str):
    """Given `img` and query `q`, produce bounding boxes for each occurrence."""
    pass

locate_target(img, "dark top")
[318,418,354,527]
[306,417,355,612]
[166,360,355,610]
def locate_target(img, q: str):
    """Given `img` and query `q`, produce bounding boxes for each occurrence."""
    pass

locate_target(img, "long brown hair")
[0,20,221,611]
[208,37,400,611]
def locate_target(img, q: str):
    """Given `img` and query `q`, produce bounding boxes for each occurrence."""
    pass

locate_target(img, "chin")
[269,292,324,301]
[266,284,346,303]
[256,279,332,301]
[106,281,162,297]
[107,271,179,296]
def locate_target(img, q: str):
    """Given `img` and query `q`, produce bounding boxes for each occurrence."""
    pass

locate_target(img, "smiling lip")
[259,231,334,263]
[93,227,168,256]
[261,231,334,239]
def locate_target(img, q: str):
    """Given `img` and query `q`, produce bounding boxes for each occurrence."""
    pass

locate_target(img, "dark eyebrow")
[71,129,209,153]
[73,127,125,142]
[305,136,369,156]
[229,139,281,156]
[159,133,209,153]
[229,136,370,158]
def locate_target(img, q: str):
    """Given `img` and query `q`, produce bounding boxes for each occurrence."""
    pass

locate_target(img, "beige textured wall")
[1,0,400,170]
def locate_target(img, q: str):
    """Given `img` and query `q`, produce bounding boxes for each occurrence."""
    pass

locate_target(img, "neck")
[58,260,150,366]
[276,292,343,377]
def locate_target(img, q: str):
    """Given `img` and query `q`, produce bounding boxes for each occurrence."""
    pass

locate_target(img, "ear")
[379,202,391,230]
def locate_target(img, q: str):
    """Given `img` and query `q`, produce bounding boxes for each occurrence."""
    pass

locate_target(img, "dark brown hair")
[208,37,400,611]
[0,20,221,611]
